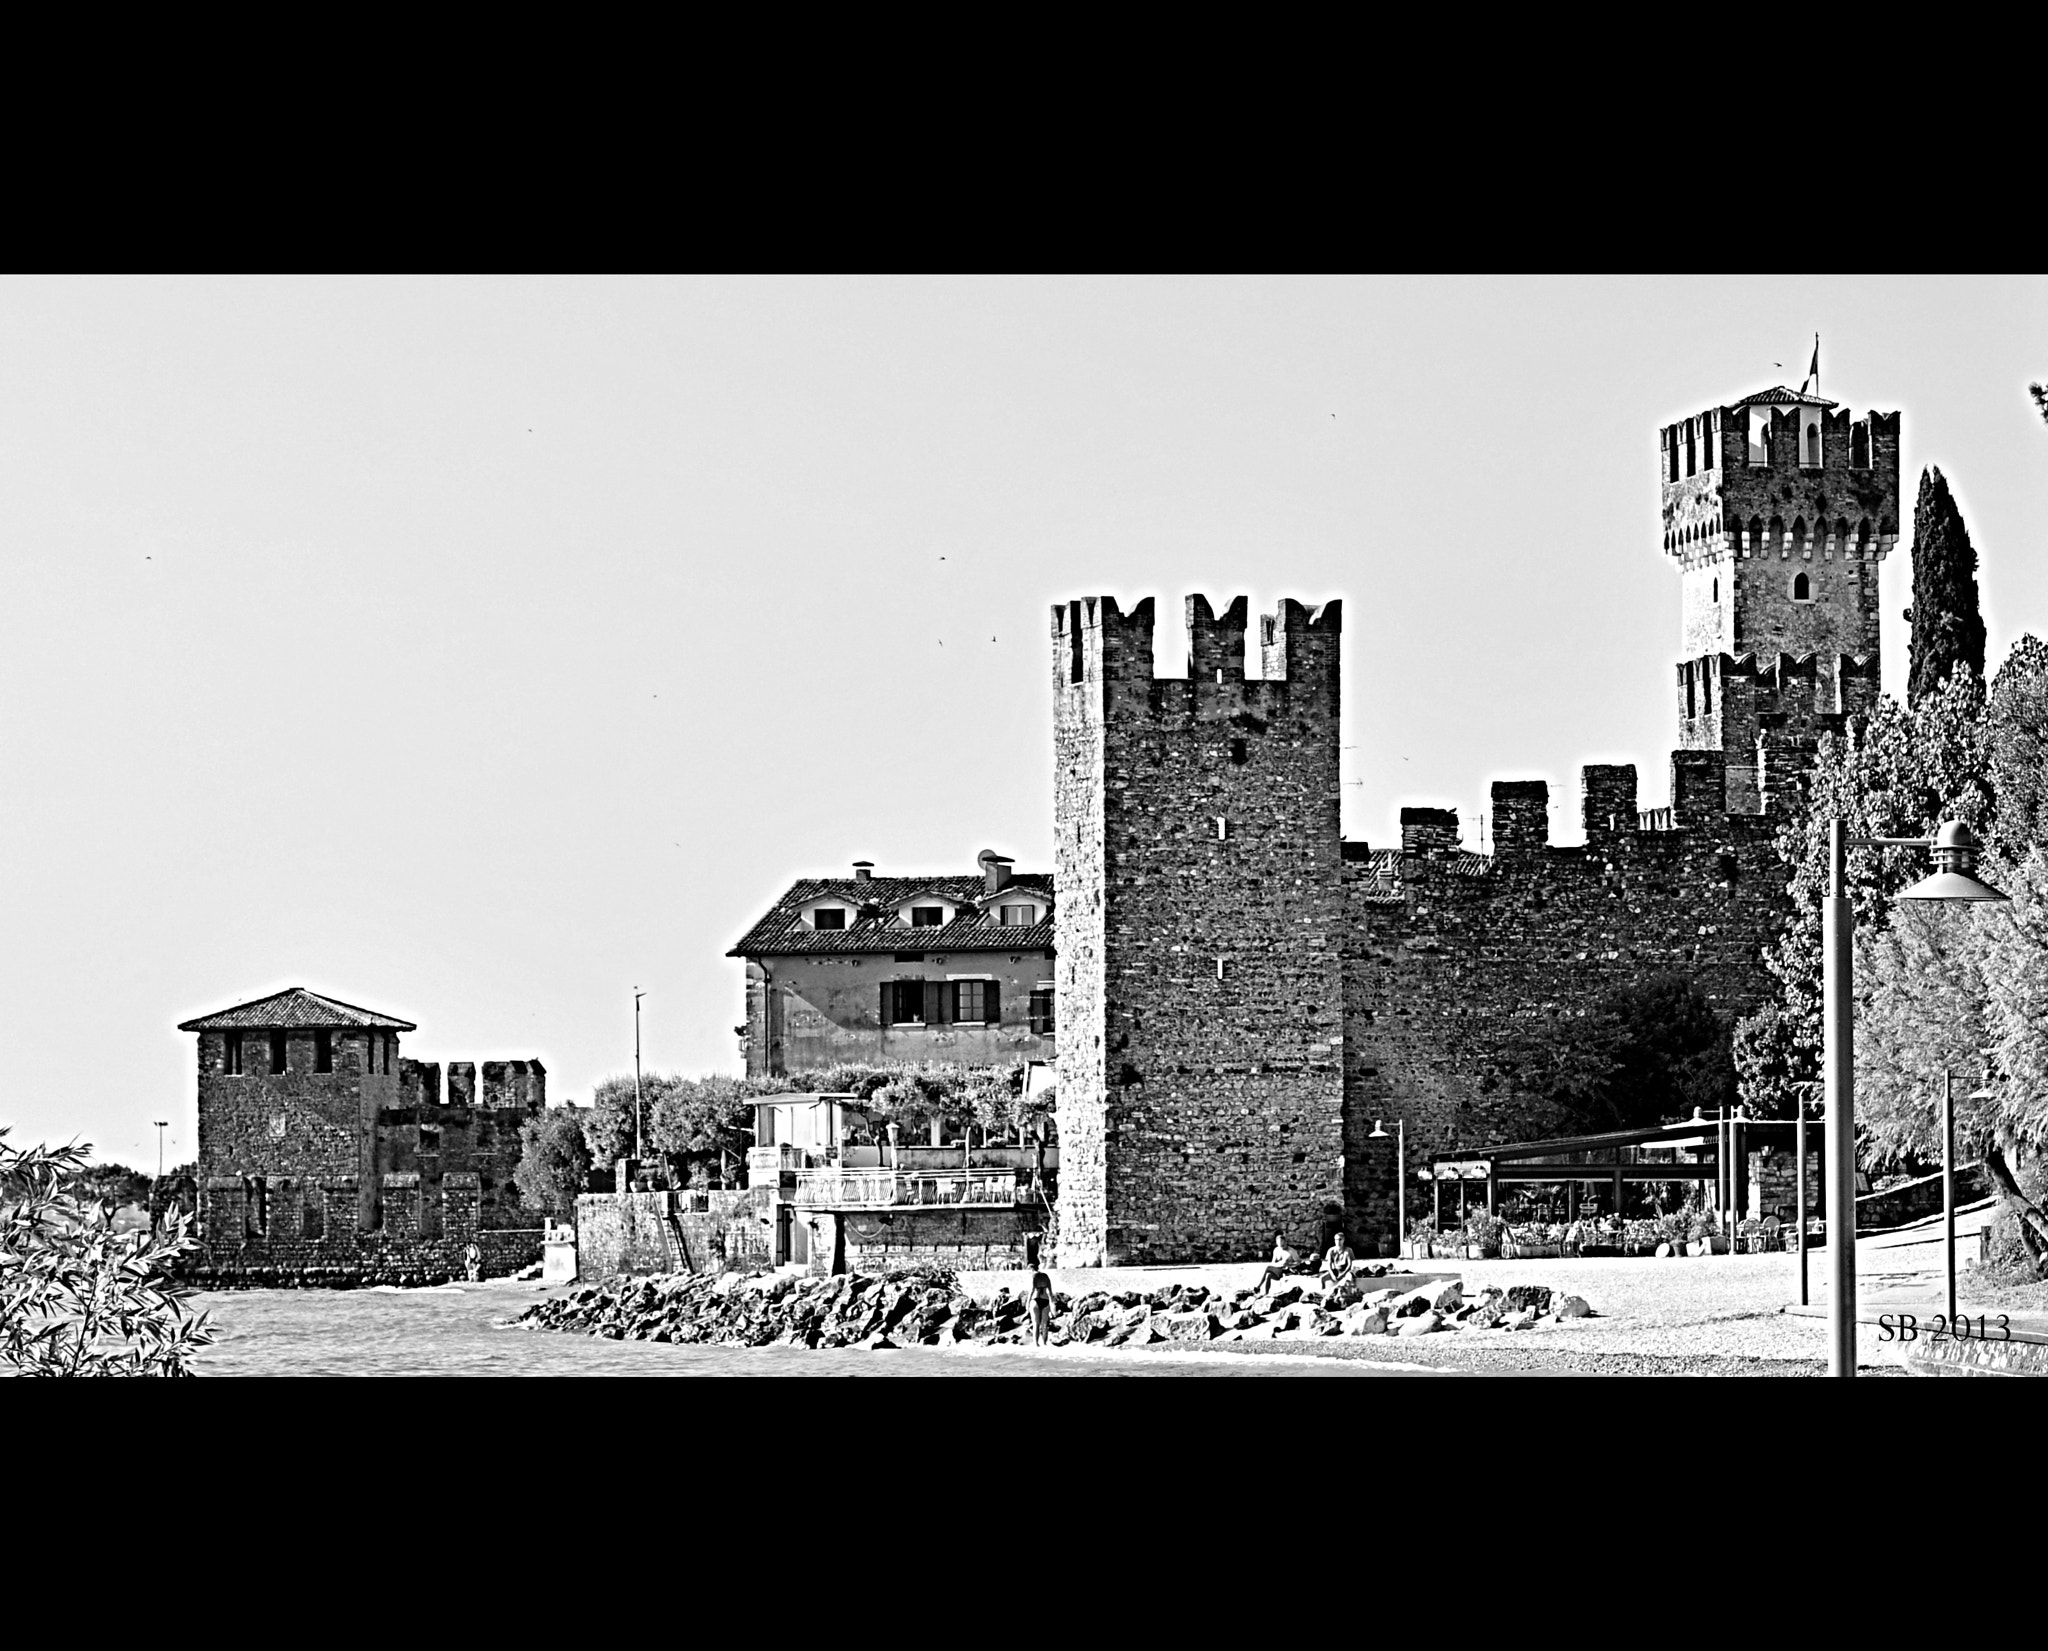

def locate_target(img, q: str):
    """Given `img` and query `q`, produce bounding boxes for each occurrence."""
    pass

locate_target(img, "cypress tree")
[1905,465,1986,705]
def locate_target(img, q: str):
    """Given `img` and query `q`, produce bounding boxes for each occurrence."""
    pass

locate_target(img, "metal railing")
[790,1168,1021,1210]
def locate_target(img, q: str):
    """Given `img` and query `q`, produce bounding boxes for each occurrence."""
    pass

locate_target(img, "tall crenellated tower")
[1050,593,1345,1267]
[1660,384,1899,810]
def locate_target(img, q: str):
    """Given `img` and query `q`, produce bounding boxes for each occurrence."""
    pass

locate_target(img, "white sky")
[4,275,2045,1170]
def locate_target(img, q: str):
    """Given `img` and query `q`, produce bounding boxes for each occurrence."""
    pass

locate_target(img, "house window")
[955,980,989,1023]
[812,907,847,931]
[269,1030,288,1076]
[1029,987,1055,1035]
[910,906,945,927]
[224,1032,243,1076]
[419,1127,442,1155]
[315,1031,333,1073]
[999,903,1034,927]
[880,981,926,1026]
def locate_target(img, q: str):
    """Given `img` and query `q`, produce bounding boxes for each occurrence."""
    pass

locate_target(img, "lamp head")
[1897,821,2008,903]
[1368,1120,1388,1139]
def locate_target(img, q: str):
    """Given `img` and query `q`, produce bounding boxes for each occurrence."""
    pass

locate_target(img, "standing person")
[1030,1266,1055,1346]
[463,1240,483,1283]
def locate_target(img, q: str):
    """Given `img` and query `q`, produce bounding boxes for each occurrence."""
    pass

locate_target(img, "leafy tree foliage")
[1735,636,2048,1271]
[1734,672,1994,1117]
[513,1105,593,1219]
[1905,466,1987,705]
[2,1130,215,1376]
[516,1061,1045,1200]
[1486,975,1734,1136]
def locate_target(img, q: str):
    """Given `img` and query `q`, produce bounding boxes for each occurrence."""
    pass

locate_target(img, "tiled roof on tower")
[176,987,418,1032]
[1735,384,1839,409]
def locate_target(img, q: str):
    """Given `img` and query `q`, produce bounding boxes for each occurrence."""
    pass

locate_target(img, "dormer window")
[999,903,1039,927]
[811,907,847,931]
[910,906,945,927]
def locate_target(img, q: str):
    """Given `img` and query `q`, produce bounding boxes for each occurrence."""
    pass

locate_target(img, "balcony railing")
[791,1168,1022,1211]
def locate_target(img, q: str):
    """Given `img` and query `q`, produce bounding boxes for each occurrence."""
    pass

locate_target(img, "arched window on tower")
[1792,572,1811,602]
[1805,421,1821,467]
[1713,576,1720,603]
[1748,410,1769,465]
[1857,519,1872,552]
[1851,422,1871,469]
[1686,421,1697,476]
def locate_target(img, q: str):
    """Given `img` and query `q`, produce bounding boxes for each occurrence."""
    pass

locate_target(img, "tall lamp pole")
[153,1119,169,1231]
[1368,1119,1406,1255]
[633,987,646,1166]
[1827,820,2008,1379]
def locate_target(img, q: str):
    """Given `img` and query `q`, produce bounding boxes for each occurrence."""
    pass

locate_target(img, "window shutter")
[984,980,1000,1025]
[929,980,950,1024]
[879,984,893,1028]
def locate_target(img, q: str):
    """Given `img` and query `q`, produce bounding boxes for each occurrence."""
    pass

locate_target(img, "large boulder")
[1160,1310,1222,1343]
[1345,1305,1391,1336]
[1554,1294,1594,1320]
[1396,1310,1443,1336]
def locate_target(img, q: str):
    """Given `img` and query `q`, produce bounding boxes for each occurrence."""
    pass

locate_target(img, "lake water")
[191,1281,1439,1377]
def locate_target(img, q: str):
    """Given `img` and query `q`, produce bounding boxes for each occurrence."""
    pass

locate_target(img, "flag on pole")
[1802,335,1820,397]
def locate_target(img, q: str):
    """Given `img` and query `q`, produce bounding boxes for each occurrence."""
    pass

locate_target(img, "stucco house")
[729,849,1054,1076]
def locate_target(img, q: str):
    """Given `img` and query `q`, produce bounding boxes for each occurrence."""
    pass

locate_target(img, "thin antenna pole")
[633,988,645,1165]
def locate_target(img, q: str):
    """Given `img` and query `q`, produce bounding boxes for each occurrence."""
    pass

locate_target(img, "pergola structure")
[1423,1116,1813,1226]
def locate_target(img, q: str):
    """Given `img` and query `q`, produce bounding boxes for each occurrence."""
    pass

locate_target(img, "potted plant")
[1463,1213,1506,1259]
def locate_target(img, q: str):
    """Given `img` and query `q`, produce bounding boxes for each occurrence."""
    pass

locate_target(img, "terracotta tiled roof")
[177,987,418,1032]
[1735,385,1838,409]
[728,874,1055,957]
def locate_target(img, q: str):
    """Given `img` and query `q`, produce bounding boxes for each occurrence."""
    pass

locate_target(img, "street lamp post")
[1367,1119,1405,1255]
[153,1119,169,1232]
[1824,819,2008,1378]
[632,988,646,1168]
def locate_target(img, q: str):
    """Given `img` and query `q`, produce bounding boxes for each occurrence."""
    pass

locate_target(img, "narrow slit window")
[224,1031,243,1076]
[315,1031,333,1073]
[269,1030,288,1076]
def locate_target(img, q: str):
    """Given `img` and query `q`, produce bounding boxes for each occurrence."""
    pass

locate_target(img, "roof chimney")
[851,860,873,883]
[977,848,1014,894]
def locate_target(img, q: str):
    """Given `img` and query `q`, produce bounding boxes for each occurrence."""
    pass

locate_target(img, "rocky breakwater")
[518,1265,1599,1352]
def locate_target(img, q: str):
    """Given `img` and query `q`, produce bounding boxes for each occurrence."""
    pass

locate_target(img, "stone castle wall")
[1053,595,1345,1266]
[1342,753,1787,1230]
[191,1030,544,1274]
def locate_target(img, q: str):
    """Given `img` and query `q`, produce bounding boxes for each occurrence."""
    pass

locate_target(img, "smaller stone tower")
[1051,593,1345,1267]
[1659,383,1898,809]
[179,987,416,1237]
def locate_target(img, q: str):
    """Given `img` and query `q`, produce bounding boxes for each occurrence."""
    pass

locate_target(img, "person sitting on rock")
[1251,1230,1301,1298]
[1320,1230,1355,1292]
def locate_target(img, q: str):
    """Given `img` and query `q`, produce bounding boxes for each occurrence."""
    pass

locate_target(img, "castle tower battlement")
[1657,379,1895,805]
[1050,592,1344,1266]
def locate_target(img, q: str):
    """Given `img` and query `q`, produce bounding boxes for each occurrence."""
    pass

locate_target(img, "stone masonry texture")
[1053,595,1345,1267]
[183,1005,547,1283]
[1040,378,1898,1264]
